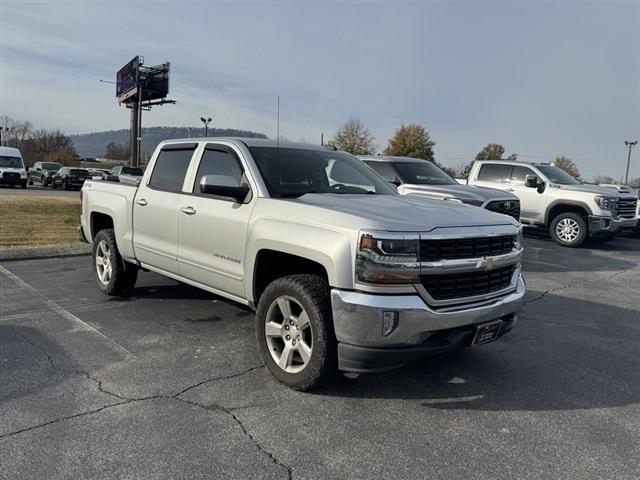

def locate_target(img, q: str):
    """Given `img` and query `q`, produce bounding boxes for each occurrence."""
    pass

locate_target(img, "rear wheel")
[549,212,587,247]
[92,229,138,296]
[256,274,336,391]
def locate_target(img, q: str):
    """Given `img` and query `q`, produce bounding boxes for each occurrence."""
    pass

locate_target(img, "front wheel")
[256,274,337,391]
[51,180,57,189]
[549,212,587,247]
[92,229,138,296]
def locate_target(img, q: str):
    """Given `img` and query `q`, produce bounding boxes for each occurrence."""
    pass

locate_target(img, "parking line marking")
[0,265,134,359]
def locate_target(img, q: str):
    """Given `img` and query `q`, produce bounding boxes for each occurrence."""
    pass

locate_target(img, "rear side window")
[477,163,511,182]
[149,146,195,192]
[366,161,399,182]
[510,165,535,184]
[193,147,244,193]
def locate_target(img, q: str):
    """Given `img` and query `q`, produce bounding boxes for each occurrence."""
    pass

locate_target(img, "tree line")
[1,117,78,167]
[328,117,593,182]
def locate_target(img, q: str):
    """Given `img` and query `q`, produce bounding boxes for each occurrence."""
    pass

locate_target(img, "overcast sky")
[1,1,639,179]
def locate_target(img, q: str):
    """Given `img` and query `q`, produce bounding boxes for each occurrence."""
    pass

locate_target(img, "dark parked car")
[28,162,62,186]
[51,167,91,190]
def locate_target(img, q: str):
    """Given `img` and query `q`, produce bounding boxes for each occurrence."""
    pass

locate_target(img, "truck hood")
[291,194,518,232]
[552,183,637,198]
[399,184,517,203]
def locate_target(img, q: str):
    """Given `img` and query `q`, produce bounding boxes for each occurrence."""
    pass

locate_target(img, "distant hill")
[70,126,268,158]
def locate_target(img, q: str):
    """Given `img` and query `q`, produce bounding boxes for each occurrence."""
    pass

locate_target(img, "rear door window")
[477,163,512,182]
[149,145,196,192]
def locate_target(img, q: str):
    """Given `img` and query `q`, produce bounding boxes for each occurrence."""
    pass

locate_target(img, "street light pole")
[200,117,212,137]
[624,140,638,185]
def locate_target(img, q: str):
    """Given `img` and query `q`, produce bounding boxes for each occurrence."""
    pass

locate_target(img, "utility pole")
[0,126,3,146]
[200,117,212,136]
[624,140,638,185]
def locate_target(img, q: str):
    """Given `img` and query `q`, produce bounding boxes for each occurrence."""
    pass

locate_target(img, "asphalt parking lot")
[1,235,639,480]
[0,185,80,198]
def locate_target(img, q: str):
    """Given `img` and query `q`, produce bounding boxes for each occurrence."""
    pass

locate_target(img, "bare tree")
[1,117,33,149]
[384,124,435,161]
[105,142,130,160]
[330,118,376,155]
[552,155,580,179]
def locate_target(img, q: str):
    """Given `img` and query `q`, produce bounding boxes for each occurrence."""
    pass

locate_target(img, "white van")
[0,146,28,189]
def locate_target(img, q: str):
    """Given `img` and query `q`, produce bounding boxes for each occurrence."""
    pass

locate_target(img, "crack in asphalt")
[0,341,285,477]
[523,264,637,306]
[177,397,294,480]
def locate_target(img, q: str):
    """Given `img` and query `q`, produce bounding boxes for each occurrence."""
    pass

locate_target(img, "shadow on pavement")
[319,292,640,412]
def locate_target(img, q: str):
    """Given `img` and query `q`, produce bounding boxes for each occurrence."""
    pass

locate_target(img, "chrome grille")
[617,198,638,219]
[485,200,520,220]
[420,265,515,301]
[420,235,515,261]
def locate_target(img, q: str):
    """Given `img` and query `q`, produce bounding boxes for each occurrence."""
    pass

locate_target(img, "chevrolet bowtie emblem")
[477,256,496,270]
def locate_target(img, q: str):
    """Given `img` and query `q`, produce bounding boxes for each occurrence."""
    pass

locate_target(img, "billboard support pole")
[130,99,139,167]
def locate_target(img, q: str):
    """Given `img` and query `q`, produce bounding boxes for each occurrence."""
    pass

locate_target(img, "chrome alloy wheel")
[264,296,313,373]
[555,218,581,243]
[95,240,113,285]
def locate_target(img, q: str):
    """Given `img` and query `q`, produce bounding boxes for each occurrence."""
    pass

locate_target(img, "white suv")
[467,160,638,247]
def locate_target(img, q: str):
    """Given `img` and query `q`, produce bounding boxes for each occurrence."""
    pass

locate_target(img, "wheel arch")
[545,200,592,227]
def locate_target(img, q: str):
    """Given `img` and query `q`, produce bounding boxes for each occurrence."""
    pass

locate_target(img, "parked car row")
[24,162,144,190]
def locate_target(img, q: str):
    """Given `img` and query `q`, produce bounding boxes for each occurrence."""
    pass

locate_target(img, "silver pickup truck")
[80,138,525,390]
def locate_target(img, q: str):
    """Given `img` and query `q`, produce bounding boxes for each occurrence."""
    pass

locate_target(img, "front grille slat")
[421,265,516,301]
[617,199,638,219]
[420,235,515,262]
[485,200,520,220]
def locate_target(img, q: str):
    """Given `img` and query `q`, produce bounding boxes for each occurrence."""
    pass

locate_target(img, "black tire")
[256,274,337,391]
[28,179,34,185]
[62,179,68,190]
[20,182,27,189]
[92,229,138,296]
[549,212,587,247]
[52,180,57,189]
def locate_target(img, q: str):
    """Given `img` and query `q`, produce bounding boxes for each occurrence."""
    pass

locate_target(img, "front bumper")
[589,215,638,237]
[0,177,26,186]
[331,274,526,372]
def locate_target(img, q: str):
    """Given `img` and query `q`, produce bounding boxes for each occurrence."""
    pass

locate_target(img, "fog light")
[382,311,399,337]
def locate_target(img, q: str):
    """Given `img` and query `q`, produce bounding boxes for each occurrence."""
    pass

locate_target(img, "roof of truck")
[0,146,22,157]
[357,155,427,163]
[159,137,328,151]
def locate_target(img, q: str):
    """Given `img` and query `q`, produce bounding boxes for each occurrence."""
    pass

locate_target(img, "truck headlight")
[514,226,524,250]
[594,195,617,210]
[356,231,420,284]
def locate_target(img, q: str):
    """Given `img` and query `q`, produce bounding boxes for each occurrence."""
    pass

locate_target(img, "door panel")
[507,165,547,223]
[177,145,253,297]
[132,145,196,274]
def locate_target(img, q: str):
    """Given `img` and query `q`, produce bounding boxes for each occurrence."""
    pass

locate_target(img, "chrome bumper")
[589,215,637,236]
[331,274,525,349]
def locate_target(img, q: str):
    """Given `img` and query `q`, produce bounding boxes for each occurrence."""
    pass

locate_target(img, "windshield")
[42,163,61,170]
[70,169,90,176]
[121,167,143,175]
[0,156,24,168]
[393,161,457,185]
[536,165,581,185]
[249,147,397,197]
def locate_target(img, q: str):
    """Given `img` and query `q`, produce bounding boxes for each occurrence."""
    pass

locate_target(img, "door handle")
[136,198,148,206]
[181,206,196,215]
[504,187,514,192]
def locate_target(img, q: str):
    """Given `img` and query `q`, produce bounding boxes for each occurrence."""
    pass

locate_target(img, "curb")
[0,245,92,262]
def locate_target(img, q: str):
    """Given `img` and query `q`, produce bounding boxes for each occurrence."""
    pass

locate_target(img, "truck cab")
[467,160,639,247]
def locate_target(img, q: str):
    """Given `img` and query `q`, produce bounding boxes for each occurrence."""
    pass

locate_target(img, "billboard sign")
[116,56,140,102]
[140,63,170,102]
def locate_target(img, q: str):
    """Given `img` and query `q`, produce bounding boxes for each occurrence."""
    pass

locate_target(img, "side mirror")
[36,168,41,172]
[525,175,538,188]
[200,175,249,202]
[389,178,402,187]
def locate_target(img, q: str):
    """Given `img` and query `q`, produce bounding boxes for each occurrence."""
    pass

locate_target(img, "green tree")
[552,155,580,179]
[475,143,506,161]
[384,124,435,161]
[330,118,376,155]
